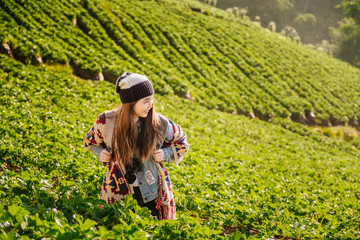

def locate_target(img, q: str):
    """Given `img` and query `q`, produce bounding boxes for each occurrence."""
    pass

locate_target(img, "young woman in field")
[83,72,189,219]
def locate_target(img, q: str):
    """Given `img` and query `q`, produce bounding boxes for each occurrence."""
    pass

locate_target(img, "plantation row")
[1,54,360,238]
[1,0,360,125]
[0,54,222,239]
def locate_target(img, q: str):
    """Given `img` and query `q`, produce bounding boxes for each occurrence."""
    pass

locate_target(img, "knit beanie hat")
[115,72,155,103]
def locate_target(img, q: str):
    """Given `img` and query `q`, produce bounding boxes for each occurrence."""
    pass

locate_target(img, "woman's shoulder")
[156,112,168,121]
[156,112,170,133]
[93,108,118,125]
[104,108,119,118]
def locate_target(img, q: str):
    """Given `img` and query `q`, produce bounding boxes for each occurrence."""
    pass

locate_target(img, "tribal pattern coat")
[84,108,189,219]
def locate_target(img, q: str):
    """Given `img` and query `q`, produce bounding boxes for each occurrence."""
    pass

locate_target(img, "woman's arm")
[84,112,107,161]
[161,119,189,165]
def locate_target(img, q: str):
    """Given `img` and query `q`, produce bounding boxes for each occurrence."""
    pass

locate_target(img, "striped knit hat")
[115,72,155,103]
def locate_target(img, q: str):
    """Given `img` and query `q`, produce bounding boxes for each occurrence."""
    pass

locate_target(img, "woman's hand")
[153,149,164,163]
[100,148,112,163]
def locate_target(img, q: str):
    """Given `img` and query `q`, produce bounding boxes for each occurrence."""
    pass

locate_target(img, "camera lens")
[125,158,141,184]
[125,170,137,184]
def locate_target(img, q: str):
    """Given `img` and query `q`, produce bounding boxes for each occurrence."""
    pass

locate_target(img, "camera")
[125,157,142,184]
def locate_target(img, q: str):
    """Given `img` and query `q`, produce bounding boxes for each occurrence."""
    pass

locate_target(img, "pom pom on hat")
[115,72,155,103]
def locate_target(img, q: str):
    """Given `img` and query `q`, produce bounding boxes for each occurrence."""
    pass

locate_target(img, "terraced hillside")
[1,0,360,127]
[1,54,360,239]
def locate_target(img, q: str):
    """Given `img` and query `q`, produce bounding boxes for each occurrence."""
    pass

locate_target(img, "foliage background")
[214,0,360,68]
[1,0,360,239]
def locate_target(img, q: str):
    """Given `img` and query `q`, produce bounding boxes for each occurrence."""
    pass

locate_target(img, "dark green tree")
[343,0,360,24]
[337,0,360,67]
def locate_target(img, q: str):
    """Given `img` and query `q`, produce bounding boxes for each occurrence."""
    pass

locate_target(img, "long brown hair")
[111,101,162,167]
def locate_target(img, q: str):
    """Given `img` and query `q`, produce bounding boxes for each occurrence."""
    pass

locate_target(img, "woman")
[84,72,189,219]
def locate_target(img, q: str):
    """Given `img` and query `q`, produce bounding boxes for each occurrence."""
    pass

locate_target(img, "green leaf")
[8,205,21,216]
[230,230,241,240]
[82,219,97,231]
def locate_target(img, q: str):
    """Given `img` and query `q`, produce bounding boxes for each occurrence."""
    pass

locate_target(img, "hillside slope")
[1,53,360,238]
[1,0,360,127]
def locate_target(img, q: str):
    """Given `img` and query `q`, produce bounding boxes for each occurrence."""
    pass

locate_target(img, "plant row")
[1,0,360,125]
[1,54,360,238]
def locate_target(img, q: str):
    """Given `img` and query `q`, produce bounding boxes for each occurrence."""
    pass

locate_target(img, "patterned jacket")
[84,108,189,204]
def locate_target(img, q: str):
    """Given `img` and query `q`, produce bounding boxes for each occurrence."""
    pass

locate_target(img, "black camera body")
[125,158,142,184]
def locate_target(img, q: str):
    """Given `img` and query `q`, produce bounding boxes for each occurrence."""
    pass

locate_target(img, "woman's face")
[133,95,154,118]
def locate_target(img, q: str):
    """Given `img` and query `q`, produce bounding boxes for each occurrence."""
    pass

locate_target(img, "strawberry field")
[1,0,360,238]
[1,0,360,126]
[1,54,360,239]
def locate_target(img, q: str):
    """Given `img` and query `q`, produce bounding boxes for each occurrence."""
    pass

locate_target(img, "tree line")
[210,0,360,68]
